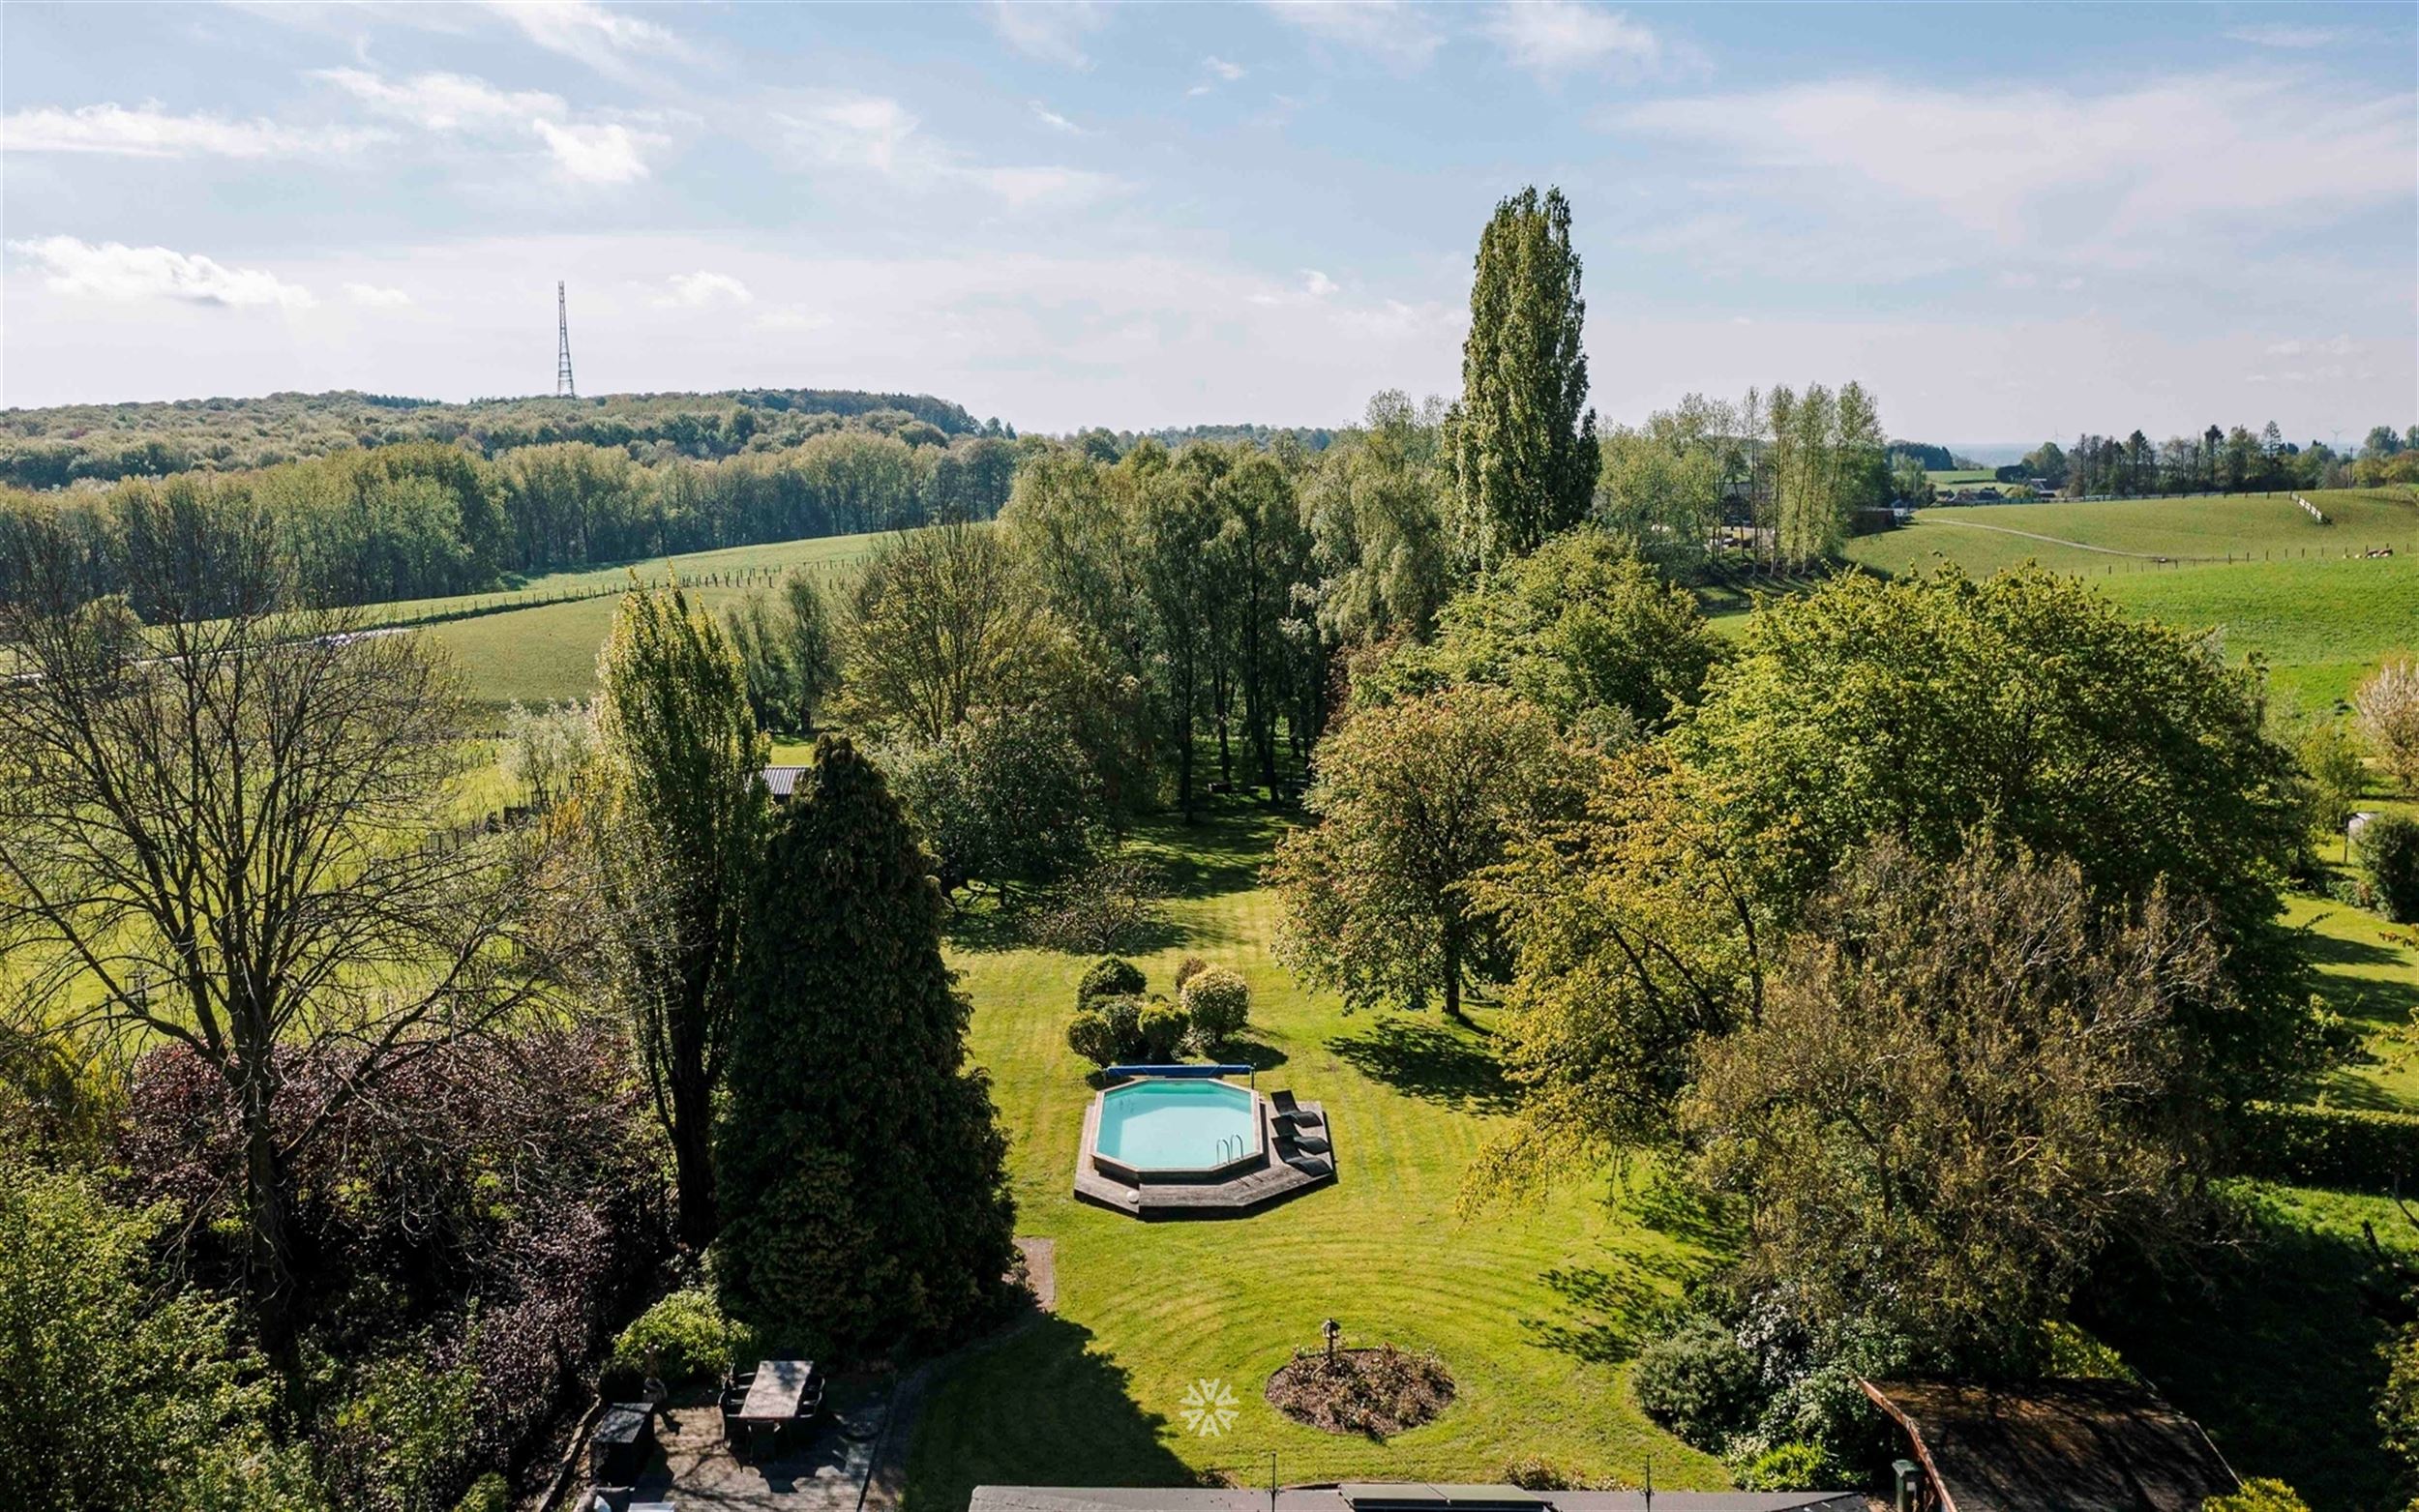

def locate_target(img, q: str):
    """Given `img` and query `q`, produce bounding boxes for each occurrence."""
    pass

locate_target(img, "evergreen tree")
[591,578,766,1248]
[1450,186,1598,572]
[713,737,1016,1355]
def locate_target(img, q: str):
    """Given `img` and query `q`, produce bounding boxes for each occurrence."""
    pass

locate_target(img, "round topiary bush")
[1137,997,1189,1061]
[1180,966,1250,1045]
[1630,1316,1757,1449]
[1069,994,1143,1067]
[1267,1344,1455,1438]
[1078,956,1147,1010]
[2360,814,2419,923]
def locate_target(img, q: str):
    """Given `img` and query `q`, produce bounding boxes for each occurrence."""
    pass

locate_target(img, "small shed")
[762,764,809,802]
[1862,1378,2237,1512]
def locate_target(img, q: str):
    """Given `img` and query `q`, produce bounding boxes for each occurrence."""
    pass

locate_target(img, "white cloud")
[1031,101,1080,133]
[1,102,384,159]
[2265,334,2356,358]
[657,271,753,308]
[780,93,930,176]
[313,68,565,129]
[989,1,1109,69]
[1205,55,1246,81]
[484,0,692,74]
[775,92,1117,207]
[532,118,660,183]
[2224,22,2345,48]
[1302,269,1338,297]
[344,282,413,308]
[1262,1,1443,70]
[9,237,315,311]
[1606,73,2416,270]
[1484,3,1673,79]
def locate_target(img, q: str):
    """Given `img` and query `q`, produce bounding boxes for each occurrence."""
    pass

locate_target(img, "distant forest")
[0,386,1035,609]
[0,386,1001,489]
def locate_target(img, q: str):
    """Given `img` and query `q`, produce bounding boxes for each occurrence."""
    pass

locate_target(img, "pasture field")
[909,805,1734,1506]
[1867,489,2418,565]
[1844,489,2419,709]
[1925,468,1999,486]
[406,530,887,711]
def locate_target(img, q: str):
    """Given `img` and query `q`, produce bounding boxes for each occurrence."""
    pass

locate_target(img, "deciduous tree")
[1270,685,1584,1019]
[1451,186,1598,572]
[1680,564,2313,1102]
[590,578,766,1247]
[1687,839,2213,1360]
[0,489,564,1353]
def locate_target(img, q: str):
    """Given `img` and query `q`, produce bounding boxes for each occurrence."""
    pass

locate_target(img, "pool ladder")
[1214,1133,1244,1163]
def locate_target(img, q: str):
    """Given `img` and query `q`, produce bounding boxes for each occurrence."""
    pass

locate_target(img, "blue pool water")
[1096,1079,1257,1171]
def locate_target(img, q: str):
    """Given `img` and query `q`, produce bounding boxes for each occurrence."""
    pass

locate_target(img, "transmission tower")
[554,281,576,399]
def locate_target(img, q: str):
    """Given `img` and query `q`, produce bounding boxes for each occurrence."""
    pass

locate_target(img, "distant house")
[971,1485,1861,1512]
[761,764,808,802]
[1862,1379,2238,1512]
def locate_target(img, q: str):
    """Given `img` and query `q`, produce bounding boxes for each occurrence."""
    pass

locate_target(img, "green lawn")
[907,806,1734,1509]
[1876,490,2418,564]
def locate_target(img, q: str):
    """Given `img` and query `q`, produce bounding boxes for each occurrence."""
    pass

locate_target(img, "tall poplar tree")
[1451,186,1598,573]
[713,737,1016,1354]
[591,578,766,1248]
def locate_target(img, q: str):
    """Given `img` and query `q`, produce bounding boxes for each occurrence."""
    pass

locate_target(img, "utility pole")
[555,281,577,399]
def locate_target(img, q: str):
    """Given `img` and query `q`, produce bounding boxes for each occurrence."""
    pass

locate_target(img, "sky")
[2,1,2412,448]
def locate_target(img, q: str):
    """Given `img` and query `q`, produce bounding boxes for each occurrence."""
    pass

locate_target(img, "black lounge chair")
[1270,1089,1322,1127]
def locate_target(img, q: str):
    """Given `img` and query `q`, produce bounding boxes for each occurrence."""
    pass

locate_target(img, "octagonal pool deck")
[1073,1080,1336,1219]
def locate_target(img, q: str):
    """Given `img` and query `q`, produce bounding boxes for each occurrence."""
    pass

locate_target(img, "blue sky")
[3,2,2411,447]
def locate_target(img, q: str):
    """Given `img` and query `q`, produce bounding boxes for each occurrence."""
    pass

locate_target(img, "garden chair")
[1271,1089,1321,1127]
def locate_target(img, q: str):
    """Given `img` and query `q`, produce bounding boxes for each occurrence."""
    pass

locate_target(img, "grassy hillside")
[1862,489,2417,567]
[1844,489,2419,709]
[909,807,1732,1507]
[408,531,885,710]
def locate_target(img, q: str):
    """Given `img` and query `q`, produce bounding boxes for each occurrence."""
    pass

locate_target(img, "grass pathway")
[904,806,1730,1511]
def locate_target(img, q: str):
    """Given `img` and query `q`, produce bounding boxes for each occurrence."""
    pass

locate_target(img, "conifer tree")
[712,737,1016,1354]
[1451,186,1598,572]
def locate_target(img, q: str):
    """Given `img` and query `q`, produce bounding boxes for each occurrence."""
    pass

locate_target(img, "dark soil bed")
[1265,1346,1455,1438]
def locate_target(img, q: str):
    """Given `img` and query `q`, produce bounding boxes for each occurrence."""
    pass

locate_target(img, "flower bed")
[1265,1345,1456,1438]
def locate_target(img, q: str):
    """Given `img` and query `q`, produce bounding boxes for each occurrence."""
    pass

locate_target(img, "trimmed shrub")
[1733,1441,1836,1492]
[2237,1101,2419,1192]
[1067,999,1135,1068]
[608,1287,753,1388]
[1630,1316,1757,1449]
[1174,957,1210,991]
[1077,957,1147,1010]
[1180,966,1251,1045]
[2360,813,2419,923]
[1500,1458,1572,1492]
[1137,998,1189,1062]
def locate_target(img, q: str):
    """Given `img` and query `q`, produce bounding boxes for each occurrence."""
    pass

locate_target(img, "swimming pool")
[1093,1078,1260,1174]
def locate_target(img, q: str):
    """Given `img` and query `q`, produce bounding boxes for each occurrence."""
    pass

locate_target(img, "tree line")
[0,385,995,488]
[2007,421,2418,499]
[0,427,1020,612]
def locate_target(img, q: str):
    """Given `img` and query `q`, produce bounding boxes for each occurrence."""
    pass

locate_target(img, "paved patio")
[588,1386,887,1512]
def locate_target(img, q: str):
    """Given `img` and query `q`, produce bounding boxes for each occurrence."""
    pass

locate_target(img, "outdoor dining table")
[738,1359,817,1423]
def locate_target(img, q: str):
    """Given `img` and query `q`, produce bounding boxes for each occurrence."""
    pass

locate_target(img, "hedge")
[2237,1102,2419,1193]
